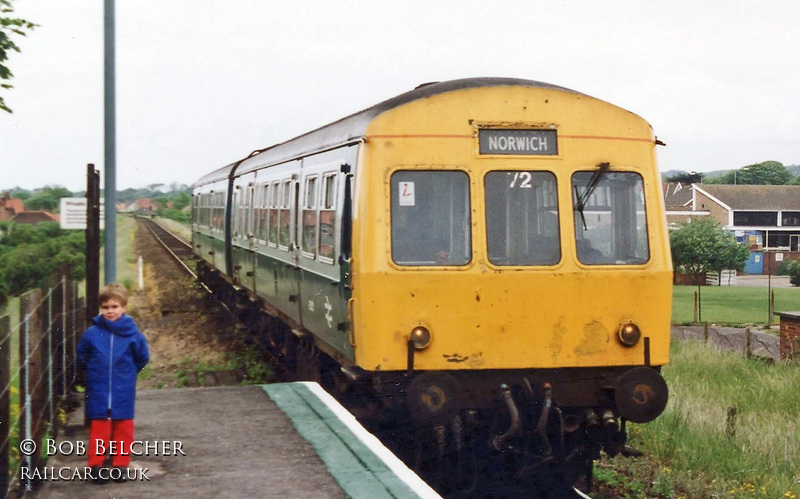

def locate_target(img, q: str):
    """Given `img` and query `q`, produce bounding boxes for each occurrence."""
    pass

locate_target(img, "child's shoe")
[90,465,107,484]
[111,467,128,483]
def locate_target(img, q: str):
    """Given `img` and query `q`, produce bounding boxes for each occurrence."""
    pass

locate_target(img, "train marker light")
[618,323,641,347]
[410,326,432,350]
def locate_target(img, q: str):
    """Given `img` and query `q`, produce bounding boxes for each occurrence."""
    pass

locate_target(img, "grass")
[672,285,800,326]
[101,214,138,288]
[603,339,800,498]
[153,215,191,241]
[171,348,274,388]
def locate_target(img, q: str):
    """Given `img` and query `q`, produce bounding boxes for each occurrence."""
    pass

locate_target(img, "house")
[0,193,25,221]
[135,198,157,212]
[668,184,800,274]
[0,192,64,225]
[11,211,60,225]
[692,185,800,251]
[663,182,708,227]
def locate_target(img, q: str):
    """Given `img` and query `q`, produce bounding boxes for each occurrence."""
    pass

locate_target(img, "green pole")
[104,0,117,284]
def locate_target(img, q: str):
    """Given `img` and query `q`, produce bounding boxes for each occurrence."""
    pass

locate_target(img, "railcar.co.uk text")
[17,439,186,482]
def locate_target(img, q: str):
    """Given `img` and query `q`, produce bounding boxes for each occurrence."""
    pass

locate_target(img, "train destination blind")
[479,129,558,156]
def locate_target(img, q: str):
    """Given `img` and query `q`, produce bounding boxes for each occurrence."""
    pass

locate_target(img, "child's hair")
[99,283,129,307]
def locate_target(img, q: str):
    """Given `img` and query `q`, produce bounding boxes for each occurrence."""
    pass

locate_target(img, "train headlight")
[410,326,432,350]
[617,322,641,347]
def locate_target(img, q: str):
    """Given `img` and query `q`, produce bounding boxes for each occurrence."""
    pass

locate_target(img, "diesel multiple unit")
[191,78,672,488]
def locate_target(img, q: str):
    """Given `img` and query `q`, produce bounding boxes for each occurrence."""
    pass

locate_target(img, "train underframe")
[197,261,665,494]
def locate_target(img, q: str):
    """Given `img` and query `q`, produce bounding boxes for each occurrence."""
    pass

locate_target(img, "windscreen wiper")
[574,162,611,230]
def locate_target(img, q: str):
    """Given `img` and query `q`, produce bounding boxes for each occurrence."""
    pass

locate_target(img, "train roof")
[193,161,239,188]
[221,78,583,180]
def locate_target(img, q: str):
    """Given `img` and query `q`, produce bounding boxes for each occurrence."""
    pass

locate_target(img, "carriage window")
[213,192,224,232]
[278,179,292,249]
[232,191,240,236]
[195,194,204,227]
[572,171,649,265]
[391,170,470,266]
[256,184,269,242]
[319,174,337,262]
[485,171,560,266]
[268,181,280,245]
[302,176,318,256]
[237,186,252,239]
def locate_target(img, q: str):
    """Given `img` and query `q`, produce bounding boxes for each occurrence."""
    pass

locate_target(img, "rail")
[138,217,200,281]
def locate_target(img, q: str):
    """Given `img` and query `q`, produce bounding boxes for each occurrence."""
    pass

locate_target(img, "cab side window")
[391,170,471,266]
[571,171,649,265]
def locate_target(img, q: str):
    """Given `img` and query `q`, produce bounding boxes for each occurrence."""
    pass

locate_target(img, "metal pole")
[764,251,772,328]
[104,0,117,284]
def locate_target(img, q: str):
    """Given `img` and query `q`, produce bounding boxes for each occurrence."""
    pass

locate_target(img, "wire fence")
[0,266,84,499]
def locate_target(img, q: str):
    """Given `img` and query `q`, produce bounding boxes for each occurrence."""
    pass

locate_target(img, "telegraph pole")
[104,0,117,283]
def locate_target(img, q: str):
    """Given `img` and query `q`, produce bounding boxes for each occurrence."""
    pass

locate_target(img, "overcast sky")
[1,0,799,192]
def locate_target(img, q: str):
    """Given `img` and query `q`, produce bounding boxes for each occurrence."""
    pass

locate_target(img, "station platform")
[35,382,440,498]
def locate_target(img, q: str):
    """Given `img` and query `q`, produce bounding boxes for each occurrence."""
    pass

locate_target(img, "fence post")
[744,327,752,359]
[65,282,78,391]
[20,287,48,492]
[33,289,45,487]
[793,338,800,363]
[1,315,10,498]
[61,275,68,401]
[19,289,40,490]
[726,406,737,438]
[52,272,66,412]
[75,293,87,428]
[47,286,54,439]
[770,290,775,326]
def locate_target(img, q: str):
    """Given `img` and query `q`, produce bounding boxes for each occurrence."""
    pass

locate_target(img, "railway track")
[136,216,593,498]
[138,216,198,279]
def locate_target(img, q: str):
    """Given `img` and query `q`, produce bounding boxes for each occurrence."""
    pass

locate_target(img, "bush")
[156,208,190,223]
[0,221,88,304]
[775,259,793,276]
[784,258,800,286]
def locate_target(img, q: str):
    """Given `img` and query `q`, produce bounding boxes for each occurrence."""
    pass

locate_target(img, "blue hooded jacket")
[77,314,149,420]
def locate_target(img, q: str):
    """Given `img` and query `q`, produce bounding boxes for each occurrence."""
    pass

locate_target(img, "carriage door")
[231,176,256,286]
[244,183,257,291]
[291,177,303,322]
[276,175,303,324]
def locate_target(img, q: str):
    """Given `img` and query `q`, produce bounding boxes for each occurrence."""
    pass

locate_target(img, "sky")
[1,0,799,192]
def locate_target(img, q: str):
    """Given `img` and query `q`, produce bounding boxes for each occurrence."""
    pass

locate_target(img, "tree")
[153,196,170,209]
[666,171,703,184]
[0,220,86,304]
[785,259,800,287]
[704,161,795,185]
[670,218,749,284]
[24,185,72,212]
[171,191,191,211]
[1,0,36,113]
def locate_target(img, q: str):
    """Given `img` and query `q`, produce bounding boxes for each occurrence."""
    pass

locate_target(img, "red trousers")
[87,419,134,467]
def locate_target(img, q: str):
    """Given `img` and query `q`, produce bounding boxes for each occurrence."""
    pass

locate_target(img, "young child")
[77,284,149,483]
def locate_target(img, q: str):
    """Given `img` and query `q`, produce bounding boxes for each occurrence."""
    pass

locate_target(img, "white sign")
[60,198,105,230]
[398,182,415,206]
